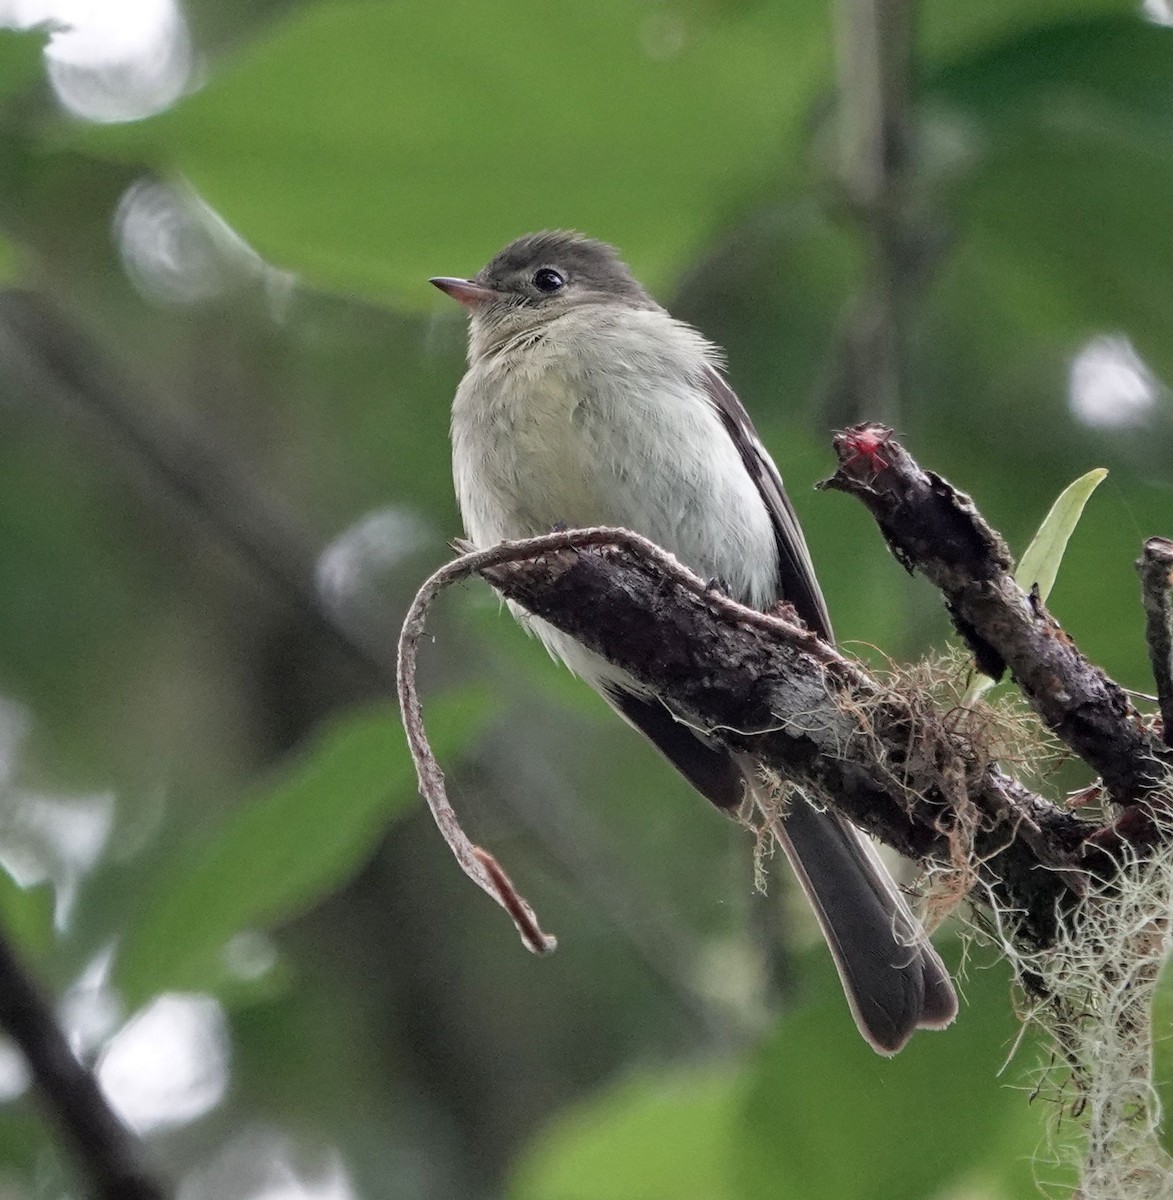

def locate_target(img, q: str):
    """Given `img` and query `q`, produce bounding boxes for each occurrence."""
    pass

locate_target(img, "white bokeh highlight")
[177,1131,356,1200]
[0,0,193,122]
[115,178,295,309]
[97,993,229,1135]
[60,945,122,1057]
[1143,0,1173,27]
[221,929,279,984]
[1068,335,1164,431]
[0,1038,31,1102]
[0,697,115,931]
[316,508,430,616]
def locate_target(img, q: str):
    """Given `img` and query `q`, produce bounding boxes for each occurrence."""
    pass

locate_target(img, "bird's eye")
[532,268,565,294]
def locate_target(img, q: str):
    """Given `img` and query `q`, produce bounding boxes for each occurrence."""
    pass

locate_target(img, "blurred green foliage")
[116,688,494,1007]
[0,0,1170,1197]
[511,952,1079,1200]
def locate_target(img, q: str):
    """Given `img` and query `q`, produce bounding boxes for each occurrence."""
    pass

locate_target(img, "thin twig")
[1138,537,1173,747]
[396,541,567,955]
[0,933,166,1200]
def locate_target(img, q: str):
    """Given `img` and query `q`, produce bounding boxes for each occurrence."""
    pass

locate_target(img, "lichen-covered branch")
[401,433,1170,959]
[820,425,1173,804]
[468,529,1087,947]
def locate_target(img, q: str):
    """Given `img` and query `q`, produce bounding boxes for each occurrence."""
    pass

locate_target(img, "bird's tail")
[764,785,958,1055]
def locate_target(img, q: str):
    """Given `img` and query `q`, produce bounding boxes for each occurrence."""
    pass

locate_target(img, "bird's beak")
[429,277,497,309]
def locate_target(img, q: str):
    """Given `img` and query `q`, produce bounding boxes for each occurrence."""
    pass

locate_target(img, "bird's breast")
[450,315,779,608]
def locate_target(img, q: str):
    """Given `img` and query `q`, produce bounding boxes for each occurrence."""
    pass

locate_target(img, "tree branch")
[819,425,1173,803]
[400,432,1173,957]
[1138,536,1173,748]
[825,0,937,427]
[397,526,1094,951]
[0,933,165,1200]
[471,528,1085,947]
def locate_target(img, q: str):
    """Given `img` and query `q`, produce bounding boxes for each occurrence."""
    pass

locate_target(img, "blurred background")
[0,0,1170,1196]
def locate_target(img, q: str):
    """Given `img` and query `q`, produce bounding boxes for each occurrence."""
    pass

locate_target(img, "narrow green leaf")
[116,688,493,1005]
[966,467,1107,703]
[1015,468,1107,602]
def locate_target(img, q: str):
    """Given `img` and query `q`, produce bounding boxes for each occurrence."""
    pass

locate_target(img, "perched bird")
[432,231,957,1053]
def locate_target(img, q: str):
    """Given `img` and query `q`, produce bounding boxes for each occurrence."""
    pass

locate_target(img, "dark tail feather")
[769,789,958,1054]
[600,687,956,1052]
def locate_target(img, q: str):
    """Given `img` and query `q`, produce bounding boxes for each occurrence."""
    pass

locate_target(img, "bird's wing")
[700,364,834,641]
[603,683,744,810]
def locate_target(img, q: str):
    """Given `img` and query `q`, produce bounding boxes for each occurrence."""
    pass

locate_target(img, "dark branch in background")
[0,289,744,1195]
[401,430,1171,956]
[1138,537,1173,748]
[0,290,396,691]
[0,936,165,1200]
[825,0,936,426]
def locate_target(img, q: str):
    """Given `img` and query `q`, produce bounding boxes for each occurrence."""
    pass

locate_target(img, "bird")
[431,230,957,1054]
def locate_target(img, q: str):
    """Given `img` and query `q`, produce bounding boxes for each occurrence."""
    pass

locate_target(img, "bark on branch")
[1138,536,1173,749]
[402,428,1171,956]
[819,426,1173,804]
[474,527,1084,948]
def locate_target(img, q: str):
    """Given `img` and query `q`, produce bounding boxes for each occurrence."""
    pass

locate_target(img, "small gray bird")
[432,231,957,1053]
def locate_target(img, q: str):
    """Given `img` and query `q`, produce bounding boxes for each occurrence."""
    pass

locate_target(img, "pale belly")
[451,350,778,611]
[449,313,781,688]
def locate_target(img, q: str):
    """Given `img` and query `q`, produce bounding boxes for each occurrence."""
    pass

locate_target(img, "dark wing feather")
[602,366,956,1052]
[700,365,834,642]
[604,686,743,811]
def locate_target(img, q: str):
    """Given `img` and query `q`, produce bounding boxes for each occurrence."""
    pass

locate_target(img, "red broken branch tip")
[834,423,895,480]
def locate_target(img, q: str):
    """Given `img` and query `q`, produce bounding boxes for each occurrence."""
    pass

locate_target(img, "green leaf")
[71,0,831,306]
[928,17,1173,383]
[1015,468,1108,602]
[508,1063,742,1200]
[0,869,54,960]
[116,688,493,1005]
[63,2,1141,313]
[929,15,1173,123]
[919,0,1138,60]
[0,28,46,106]
[734,949,1069,1200]
[506,950,1075,1200]
[966,466,1106,702]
